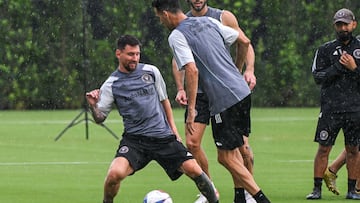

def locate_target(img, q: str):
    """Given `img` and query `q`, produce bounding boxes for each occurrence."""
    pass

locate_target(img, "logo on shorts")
[118,146,129,154]
[215,142,223,147]
[214,114,222,124]
[319,130,329,141]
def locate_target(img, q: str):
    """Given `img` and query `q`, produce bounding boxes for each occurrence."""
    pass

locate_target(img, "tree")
[1,0,360,109]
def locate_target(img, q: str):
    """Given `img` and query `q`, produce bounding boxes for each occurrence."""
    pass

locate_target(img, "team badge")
[142,73,153,83]
[319,130,329,141]
[353,49,360,59]
[118,146,129,154]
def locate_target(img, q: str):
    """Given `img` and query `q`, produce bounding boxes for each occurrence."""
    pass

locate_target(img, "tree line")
[1,0,359,109]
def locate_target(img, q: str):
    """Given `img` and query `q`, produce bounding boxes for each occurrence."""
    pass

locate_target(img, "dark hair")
[151,0,182,13]
[117,35,141,50]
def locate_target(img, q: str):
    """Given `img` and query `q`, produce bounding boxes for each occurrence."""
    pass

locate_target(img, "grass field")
[0,108,350,203]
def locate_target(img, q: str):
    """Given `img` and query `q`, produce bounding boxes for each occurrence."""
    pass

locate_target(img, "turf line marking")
[0,120,123,125]
[0,161,109,166]
[277,160,313,163]
[0,117,316,125]
[254,117,316,122]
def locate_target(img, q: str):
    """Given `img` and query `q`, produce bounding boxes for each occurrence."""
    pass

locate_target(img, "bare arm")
[85,89,106,124]
[161,98,181,141]
[172,58,187,106]
[183,62,198,135]
[242,45,256,90]
[222,10,256,90]
[235,32,250,72]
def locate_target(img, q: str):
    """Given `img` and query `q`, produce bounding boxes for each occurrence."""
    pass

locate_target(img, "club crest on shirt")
[353,49,360,59]
[319,130,329,141]
[142,73,153,84]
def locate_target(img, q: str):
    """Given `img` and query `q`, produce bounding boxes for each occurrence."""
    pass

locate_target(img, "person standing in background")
[306,8,360,200]
[322,35,360,197]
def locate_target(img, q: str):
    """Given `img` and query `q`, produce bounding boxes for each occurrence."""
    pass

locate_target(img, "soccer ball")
[143,190,173,203]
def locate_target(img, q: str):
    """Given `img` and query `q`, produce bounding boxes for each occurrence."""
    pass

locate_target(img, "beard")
[337,31,353,42]
[124,62,137,72]
[189,0,207,12]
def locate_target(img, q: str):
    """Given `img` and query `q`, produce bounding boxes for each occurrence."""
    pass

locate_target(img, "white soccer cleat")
[194,193,208,203]
[194,184,219,203]
[245,190,257,203]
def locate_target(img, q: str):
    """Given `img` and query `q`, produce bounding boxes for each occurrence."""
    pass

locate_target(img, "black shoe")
[346,191,360,200]
[306,188,321,200]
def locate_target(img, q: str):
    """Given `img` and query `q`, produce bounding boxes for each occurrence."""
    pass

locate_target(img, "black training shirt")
[311,36,360,113]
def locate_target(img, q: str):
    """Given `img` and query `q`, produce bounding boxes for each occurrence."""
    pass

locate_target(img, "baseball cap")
[333,8,355,24]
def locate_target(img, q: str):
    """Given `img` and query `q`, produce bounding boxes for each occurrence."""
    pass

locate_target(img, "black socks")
[234,188,271,203]
[348,179,356,192]
[314,177,322,190]
[253,190,271,203]
[234,188,245,203]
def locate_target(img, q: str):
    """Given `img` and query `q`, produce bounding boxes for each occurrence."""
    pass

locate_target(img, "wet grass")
[0,108,349,203]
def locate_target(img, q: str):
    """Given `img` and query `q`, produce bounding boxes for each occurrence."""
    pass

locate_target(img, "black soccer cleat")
[306,188,321,200]
[346,191,360,200]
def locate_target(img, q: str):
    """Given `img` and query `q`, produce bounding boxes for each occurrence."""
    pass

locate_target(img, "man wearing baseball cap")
[333,8,355,24]
[306,8,360,200]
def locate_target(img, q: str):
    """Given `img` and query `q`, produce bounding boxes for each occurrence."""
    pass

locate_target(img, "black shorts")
[115,133,193,180]
[184,93,210,125]
[210,95,251,150]
[314,111,360,146]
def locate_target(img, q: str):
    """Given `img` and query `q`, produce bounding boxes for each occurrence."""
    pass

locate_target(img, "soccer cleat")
[194,193,208,203]
[323,167,340,195]
[194,188,219,203]
[306,188,321,200]
[245,190,257,203]
[346,191,360,200]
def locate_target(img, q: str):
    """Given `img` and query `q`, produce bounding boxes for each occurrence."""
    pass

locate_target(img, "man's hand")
[243,70,257,90]
[175,89,188,106]
[85,89,106,124]
[85,89,100,107]
[339,52,357,71]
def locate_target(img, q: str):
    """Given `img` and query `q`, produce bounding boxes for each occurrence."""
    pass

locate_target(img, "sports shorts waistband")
[123,133,176,143]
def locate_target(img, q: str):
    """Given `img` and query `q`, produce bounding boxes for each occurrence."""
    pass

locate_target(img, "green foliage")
[1,0,360,109]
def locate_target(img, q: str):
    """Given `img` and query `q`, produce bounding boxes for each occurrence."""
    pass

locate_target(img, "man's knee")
[317,145,332,155]
[106,169,125,184]
[217,150,239,169]
[186,138,201,151]
[182,159,202,178]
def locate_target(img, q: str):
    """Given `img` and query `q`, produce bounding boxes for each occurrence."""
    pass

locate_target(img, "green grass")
[0,108,349,203]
